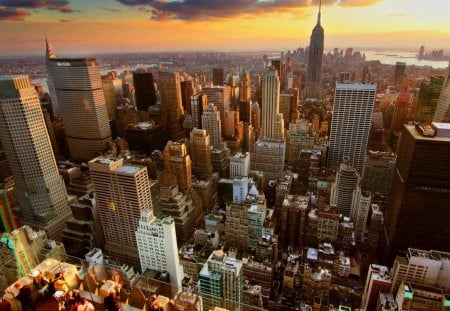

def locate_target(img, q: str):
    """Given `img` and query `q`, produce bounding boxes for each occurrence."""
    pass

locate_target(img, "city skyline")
[0,0,450,56]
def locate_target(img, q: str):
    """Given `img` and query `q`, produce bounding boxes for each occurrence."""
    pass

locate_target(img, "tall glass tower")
[0,75,70,239]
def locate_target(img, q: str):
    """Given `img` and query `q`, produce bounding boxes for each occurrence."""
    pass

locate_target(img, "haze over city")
[1,0,450,56]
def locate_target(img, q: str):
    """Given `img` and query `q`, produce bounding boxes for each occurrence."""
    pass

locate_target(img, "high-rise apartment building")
[328,83,376,173]
[303,3,324,99]
[158,71,185,141]
[434,65,450,122]
[88,157,153,267]
[0,75,70,240]
[46,42,111,160]
[213,68,225,86]
[133,72,157,111]
[382,123,450,263]
[414,75,445,123]
[190,128,213,180]
[261,67,284,140]
[135,210,184,287]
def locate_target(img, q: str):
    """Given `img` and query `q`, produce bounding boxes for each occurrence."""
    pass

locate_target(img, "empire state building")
[304,2,324,99]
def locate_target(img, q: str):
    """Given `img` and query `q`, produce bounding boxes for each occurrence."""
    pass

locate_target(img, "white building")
[135,210,184,288]
[229,152,250,179]
[328,83,376,173]
[232,176,249,204]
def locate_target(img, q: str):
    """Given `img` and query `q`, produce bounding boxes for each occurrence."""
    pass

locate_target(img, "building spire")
[317,0,322,26]
[45,36,56,60]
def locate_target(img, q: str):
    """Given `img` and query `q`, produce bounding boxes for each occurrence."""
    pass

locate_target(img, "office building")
[239,72,251,123]
[260,67,284,140]
[390,91,410,132]
[328,83,376,173]
[395,281,449,310]
[414,76,445,123]
[286,120,315,168]
[351,190,371,242]
[133,71,157,111]
[250,140,286,179]
[390,248,450,295]
[199,249,243,311]
[135,210,184,287]
[361,264,392,311]
[180,79,195,113]
[159,71,185,141]
[61,194,105,258]
[280,194,309,248]
[190,94,208,129]
[330,157,360,217]
[190,128,213,180]
[434,65,450,122]
[202,86,231,132]
[88,157,153,267]
[393,62,406,87]
[303,3,324,99]
[202,103,224,149]
[213,68,225,86]
[101,75,118,121]
[0,75,71,240]
[362,151,396,197]
[229,152,250,179]
[382,123,450,262]
[46,42,111,160]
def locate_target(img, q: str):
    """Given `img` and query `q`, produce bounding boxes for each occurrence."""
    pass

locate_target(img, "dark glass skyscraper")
[304,2,324,99]
[133,72,157,111]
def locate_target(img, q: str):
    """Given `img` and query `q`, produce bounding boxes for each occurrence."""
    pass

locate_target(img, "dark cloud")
[104,7,123,13]
[115,0,383,20]
[0,6,29,20]
[0,0,77,13]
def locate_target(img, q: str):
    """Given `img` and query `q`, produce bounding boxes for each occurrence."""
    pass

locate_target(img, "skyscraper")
[133,72,157,111]
[180,80,195,113]
[304,2,324,99]
[0,75,70,240]
[46,41,112,160]
[212,68,225,86]
[135,210,184,287]
[330,157,360,217]
[190,128,213,180]
[261,67,284,140]
[381,123,450,263]
[328,83,376,173]
[202,103,224,149]
[239,72,251,124]
[159,71,185,141]
[434,64,450,122]
[414,75,445,123]
[393,62,406,87]
[88,157,153,267]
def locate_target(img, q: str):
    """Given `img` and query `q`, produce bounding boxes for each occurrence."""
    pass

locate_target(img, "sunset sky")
[0,0,449,56]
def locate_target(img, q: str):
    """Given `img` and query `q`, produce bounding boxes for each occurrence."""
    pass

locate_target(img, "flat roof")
[336,82,377,90]
[115,165,142,174]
